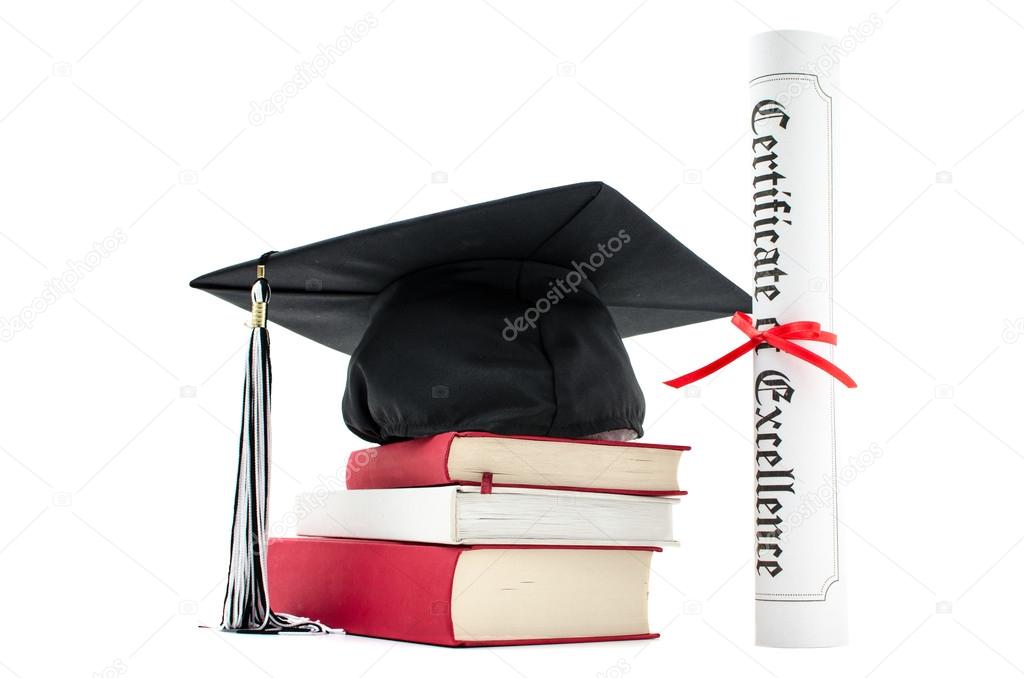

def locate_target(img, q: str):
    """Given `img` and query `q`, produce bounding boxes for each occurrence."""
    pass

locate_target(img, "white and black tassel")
[221,261,329,633]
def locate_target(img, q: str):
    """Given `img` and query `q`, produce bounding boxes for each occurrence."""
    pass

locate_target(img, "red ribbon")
[664,312,857,389]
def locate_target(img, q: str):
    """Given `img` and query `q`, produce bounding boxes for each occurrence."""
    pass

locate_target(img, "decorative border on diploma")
[750,71,840,603]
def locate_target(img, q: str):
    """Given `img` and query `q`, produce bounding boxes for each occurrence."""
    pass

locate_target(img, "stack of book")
[268,432,687,646]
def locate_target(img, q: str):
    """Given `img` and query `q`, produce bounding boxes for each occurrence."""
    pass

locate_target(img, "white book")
[295,486,678,547]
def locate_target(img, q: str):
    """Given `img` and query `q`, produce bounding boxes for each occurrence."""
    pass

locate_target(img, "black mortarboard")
[193,182,749,443]
[194,181,748,633]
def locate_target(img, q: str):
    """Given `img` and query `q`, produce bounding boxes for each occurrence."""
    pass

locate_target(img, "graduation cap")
[192,181,749,632]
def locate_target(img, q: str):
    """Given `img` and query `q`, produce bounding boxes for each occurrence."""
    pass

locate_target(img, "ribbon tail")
[664,339,759,389]
[769,338,858,388]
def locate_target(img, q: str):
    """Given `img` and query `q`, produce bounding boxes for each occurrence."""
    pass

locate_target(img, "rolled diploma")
[750,30,847,647]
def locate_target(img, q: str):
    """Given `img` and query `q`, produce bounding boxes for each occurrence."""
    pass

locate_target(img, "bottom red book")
[268,537,660,647]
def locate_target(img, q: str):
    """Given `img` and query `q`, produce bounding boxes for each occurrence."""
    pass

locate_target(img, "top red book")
[346,431,687,496]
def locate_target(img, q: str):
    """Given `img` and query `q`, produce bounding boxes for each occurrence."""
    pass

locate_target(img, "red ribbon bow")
[664,311,857,389]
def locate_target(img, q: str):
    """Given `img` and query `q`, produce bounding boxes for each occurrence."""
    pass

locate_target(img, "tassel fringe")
[221,324,328,633]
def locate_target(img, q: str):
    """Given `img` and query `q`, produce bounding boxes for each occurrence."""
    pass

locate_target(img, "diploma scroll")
[750,30,847,648]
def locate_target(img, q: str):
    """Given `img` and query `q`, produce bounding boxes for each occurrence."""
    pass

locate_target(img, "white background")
[1,1,1022,676]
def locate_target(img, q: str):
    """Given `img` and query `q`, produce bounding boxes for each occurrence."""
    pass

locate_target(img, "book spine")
[346,433,455,489]
[268,537,461,645]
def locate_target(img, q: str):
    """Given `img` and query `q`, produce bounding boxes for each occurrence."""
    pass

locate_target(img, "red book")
[268,537,660,647]
[346,431,687,496]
